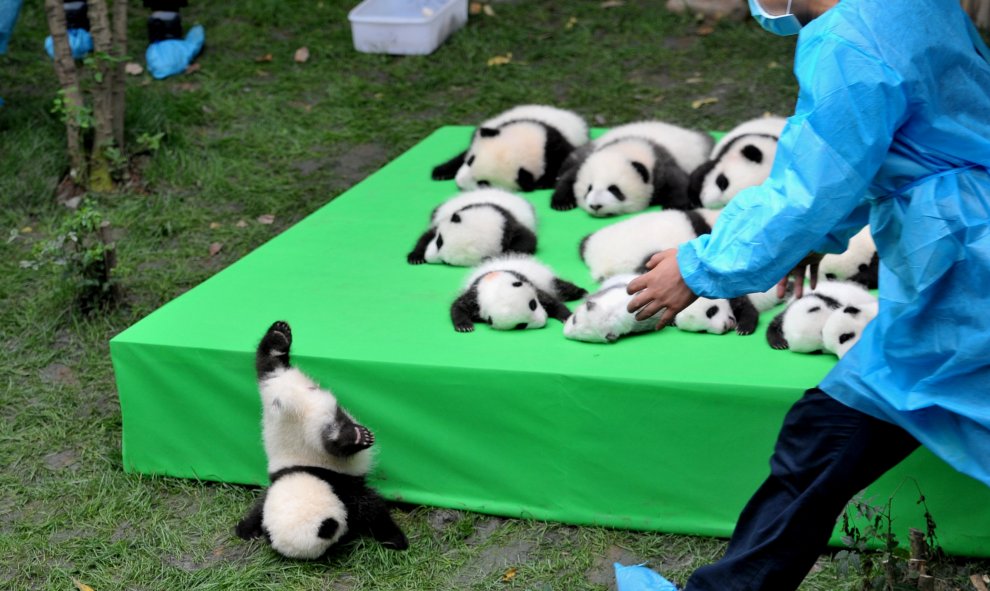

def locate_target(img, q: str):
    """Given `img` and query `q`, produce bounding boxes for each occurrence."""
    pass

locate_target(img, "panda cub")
[550,121,714,216]
[822,301,879,358]
[431,105,589,192]
[766,281,877,353]
[818,226,879,289]
[564,275,739,343]
[579,209,721,283]
[687,116,786,209]
[407,188,537,266]
[450,254,587,332]
[235,321,408,559]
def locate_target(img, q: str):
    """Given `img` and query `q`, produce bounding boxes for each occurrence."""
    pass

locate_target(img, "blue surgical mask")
[748,0,803,36]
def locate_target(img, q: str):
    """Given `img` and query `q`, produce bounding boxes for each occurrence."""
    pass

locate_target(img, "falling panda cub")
[818,226,879,289]
[407,188,537,266]
[688,116,786,209]
[431,105,590,192]
[551,121,713,216]
[450,254,586,332]
[235,321,408,559]
[766,281,878,354]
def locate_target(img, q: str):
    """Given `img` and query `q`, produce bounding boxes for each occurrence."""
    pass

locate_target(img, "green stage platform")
[110,126,990,557]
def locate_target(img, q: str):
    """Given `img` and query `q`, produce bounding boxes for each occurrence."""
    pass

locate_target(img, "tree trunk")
[87,0,114,192]
[963,0,990,29]
[44,0,87,188]
[111,0,128,151]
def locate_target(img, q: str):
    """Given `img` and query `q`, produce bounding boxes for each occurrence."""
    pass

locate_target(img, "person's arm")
[677,33,909,299]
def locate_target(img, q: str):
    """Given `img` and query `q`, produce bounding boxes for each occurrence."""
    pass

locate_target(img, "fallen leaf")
[209,222,221,229]
[21,226,32,233]
[691,97,719,109]
[601,0,624,7]
[255,53,273,63]
[565,16,578,29]
[184,62,201,75]
[124,62,143,76]
[501,567,518,582]
[685,76,703,84]
[482,4,495,16]
[696,24,715,35]
[469,1,483,15]
[294,47,310,63]
[73,580,95,591]
[767,60,782,69]
[175,82,200,92]
[972,574,990,591]
[209,242,223,257]
[487,53,512,67]
[235,220,248,228]
[257,214,276,225]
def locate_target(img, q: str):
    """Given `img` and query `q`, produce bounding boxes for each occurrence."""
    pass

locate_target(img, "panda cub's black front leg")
[234,494,267,540]
[256,321,292,379]
[322,407,375,458]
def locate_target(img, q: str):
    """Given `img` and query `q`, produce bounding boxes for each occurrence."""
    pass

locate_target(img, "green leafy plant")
[20,200,120,313]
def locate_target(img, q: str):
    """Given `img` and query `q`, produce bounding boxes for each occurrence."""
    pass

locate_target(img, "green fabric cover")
[110,127,990,557]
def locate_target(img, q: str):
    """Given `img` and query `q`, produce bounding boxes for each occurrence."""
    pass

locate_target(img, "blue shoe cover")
[146,24,203,80]
[615,562,679,591]
[44,27,93,59]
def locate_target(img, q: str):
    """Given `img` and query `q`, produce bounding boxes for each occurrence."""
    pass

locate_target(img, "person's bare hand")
[776,252,825,299]
[626,248,699,330]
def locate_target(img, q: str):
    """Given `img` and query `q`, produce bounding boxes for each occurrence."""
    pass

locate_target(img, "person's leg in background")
[144,0,204,80]
[684,388,920,591]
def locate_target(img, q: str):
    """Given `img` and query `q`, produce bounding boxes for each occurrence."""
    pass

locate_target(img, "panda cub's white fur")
[818,226,879,289]
[766,280,877,353]
[451,254,586,332]
[551,121,714,216]
[688,116,786,209]
[564,274,658,343]
[431,105,589,192]
[579,209,721,282]
[822,301,879,358]
[236,322,408,559]
[407,189,537,266]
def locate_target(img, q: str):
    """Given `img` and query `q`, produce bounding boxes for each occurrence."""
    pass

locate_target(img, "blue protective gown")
[677,0,990,488]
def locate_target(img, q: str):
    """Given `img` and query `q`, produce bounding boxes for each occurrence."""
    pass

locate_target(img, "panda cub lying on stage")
[550,121,713,216]
[687,116,786,209]
[407,189,537,266]
[450,254,586,332]
[818,226,879,289]
[235,321,408,559]
[766,281,877,354]
[431,105,589,192]
[579,209,721,283]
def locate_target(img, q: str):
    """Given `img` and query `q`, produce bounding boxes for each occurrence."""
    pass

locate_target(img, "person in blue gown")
[627,0,990,588]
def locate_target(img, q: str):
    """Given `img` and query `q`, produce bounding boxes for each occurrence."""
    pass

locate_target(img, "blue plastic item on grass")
[146,24,204,80]
[0,0,22,54]
[614,562,679,591]
[44,28,93,59]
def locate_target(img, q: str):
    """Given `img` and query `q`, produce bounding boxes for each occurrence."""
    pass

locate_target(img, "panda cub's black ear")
[631,161,650,184]
[479,127,500,138]
[741,144,764,163]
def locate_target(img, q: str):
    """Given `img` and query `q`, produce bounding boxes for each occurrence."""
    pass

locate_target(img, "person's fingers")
[643,251,664,270]
[655,306,677,331]
[809,262,819,290]
[793,271,805,299]
[776,276,788,299]
[626,274,647,296]
[626,291,648,313]
[635,300,665,321]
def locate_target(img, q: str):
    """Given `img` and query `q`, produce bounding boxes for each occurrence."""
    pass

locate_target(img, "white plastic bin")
[348,0,468,55]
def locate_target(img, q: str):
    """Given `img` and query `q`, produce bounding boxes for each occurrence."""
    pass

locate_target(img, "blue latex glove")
[44,27,93,59]
[615,562,679,591]
[146,24,204,80]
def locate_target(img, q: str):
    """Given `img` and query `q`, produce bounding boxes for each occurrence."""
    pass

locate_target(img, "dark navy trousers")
[684,388,920,591]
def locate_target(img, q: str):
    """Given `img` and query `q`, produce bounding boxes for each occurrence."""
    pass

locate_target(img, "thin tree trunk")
[111,0,128,151]
[87,0,114,192]
[44,0,87,187]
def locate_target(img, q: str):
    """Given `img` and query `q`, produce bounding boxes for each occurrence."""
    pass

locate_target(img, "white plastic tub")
[348,0,468,55]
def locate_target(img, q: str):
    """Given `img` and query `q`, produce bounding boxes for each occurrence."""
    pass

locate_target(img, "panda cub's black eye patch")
[586,184,593,195]
[512,281,523,287]
[451,213,461,223]
[706,305,719,318]
[477,180,490,187]
[607,185,625,201]
[741,144,764,163]
[839,332,856,344]
[716,174,729,191]
[808,306,821,313]
[467,155,475,165]
[529,299,537,311]
[435,234,444,249]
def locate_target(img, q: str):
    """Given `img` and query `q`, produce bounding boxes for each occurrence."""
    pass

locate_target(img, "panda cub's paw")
[256,321,293,378]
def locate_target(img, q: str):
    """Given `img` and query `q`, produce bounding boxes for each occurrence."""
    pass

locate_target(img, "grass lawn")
[1,1,988,589]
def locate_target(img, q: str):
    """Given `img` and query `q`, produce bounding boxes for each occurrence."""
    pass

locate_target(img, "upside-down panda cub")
[235,321,408,559]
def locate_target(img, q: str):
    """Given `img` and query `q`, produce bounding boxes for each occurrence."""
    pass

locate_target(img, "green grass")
[1,1,987,589]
